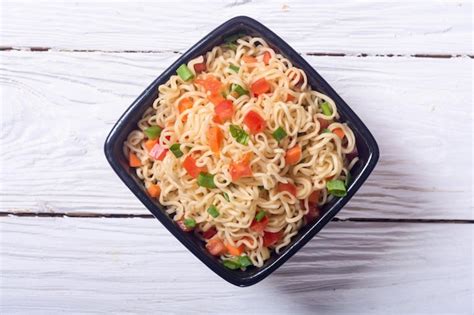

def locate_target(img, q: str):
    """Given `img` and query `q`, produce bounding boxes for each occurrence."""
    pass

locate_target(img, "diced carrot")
[277,182,297,197]
[206,237,227,256]
[183,155,206,178]
[333,128,345,139]
[241,152,253,164]
[225,243,244,256]
[147,184,161,198]
[195,75,222,94]
[250,78,271,96]
[285,144,302,165]
[129,152,141,167]
[286,93,295,102]
[208,93,226,106]
[145,139,157,152]
[207,126,224,154]
[242,55,257,63]
[243,110,266,134]
[178,98,193,122]
[263,51,271,65]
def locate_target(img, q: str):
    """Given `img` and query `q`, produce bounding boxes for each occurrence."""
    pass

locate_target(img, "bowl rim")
[104,15,380,287]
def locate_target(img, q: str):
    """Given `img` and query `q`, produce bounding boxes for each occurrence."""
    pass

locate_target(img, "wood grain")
[0,51,472,219]
[1,0,472,55]
[0,217,472,314]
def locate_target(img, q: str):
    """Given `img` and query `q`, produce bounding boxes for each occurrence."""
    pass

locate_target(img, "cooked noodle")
[123,36,357,268]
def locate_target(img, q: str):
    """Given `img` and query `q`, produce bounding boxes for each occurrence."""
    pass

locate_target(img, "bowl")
[104,16,379,287]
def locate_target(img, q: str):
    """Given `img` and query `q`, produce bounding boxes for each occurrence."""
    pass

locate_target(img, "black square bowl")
[104,16,379,287]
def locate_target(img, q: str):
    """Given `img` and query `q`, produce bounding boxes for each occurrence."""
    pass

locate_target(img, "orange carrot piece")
[286,93,295,102]
[242,55,257,63]
[207,126,224,154]
[333,128,345,139]
[129,152,141,167]
[144,139,158,151]
[178,98,193,122]
[225,243,244,256]
[263,51,271,65]
[285,144,302,165]
[147,184,161,198]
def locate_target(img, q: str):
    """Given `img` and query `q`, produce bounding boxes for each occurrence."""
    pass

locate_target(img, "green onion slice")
[321,102,332,116]
[272,127,287,142]
[326,179,347,197]
[229,64,240,73]
[169,143,183,158]
[229,125,249,145]
[231,84,249,97]
[238,256,253,268]
[197,172,216,189]
[345,172,352,187]
[222,259,241,270]
[222,192,230,202]
[322,128,331,134]
[207,205,220,218]
[255,210,266,222]
[224,33,244,44]
[176,64,194,81]
[183,218,196,229]
[144,126,162,139]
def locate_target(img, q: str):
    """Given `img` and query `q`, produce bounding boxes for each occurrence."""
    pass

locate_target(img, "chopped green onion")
[197,172,216,189]
[345,172,352,186]
[222,192,230,202]
[169,143,183,158]
[231,84,249,97]
[221,89,228,98]
[322,128,331,134]
[224,33,244,44]
[272,127,287,142]
[326,179,347,197]
[222,259,241,270]
[144,126,162,139]
[238,256,253,268]
[224,43,237,51]
[321,102,332,116]
[229,64,240,73]
[183,218,196,229]
[229,125,249,145]
[255,210,266,222]
[176,64,194,81]
[207,205,220,218]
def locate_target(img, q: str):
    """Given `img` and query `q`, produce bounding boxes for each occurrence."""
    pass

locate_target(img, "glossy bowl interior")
[104,16,379,287]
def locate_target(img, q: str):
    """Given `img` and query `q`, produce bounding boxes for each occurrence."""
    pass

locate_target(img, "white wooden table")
[1,1,473,314]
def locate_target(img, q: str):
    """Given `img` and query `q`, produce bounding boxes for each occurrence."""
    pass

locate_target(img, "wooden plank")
[0,217,472,314]
[0,52,472,219]
[1,0,472,55]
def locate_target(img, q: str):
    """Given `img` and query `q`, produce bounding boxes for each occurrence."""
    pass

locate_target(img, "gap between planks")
[1,211,473,223]
[0,46,472,59]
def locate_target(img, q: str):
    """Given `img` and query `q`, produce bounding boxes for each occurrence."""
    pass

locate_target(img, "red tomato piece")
[183,155,206,178]
[318,118,330,130]
[250,216,269,233]
[277,182,297,197]
[194,62,206,74]
[202,227,217,239]
[243,110,266,134]
[214,100,234,123]
[149,142,168,161]
[195,75,222,94]
[263,231,282,247]
[206,237,226,256]
[250,78,271,96]
[177,220,193,232]
[229,161,252,181]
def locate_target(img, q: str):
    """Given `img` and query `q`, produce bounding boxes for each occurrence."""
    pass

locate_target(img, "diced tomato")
[308,190,320,204]
[225,243,244,256]
[250,78,271,96]
[333,128,345,139]
[208,93,226,106]
[263,231,282,247]
[206,237,227,256]
[194,60,206,74]
[195,75,222,94]
[149,142,168,161]
[318,118,330,130]
[214,100,234,123]
[207,126,224,154]
[230,161,252,181]
[263,51,271,65]
[285,145,302,165]
[202,227,217,239]
[250,216,269,233]
[242,55,257,63]
[183,155,206,178]
[286,93,295,102]
[177,220,193,232]
[305,203,320,223]
[243,110,266,134]
[147,184,161,198]
[277,182,297,197]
